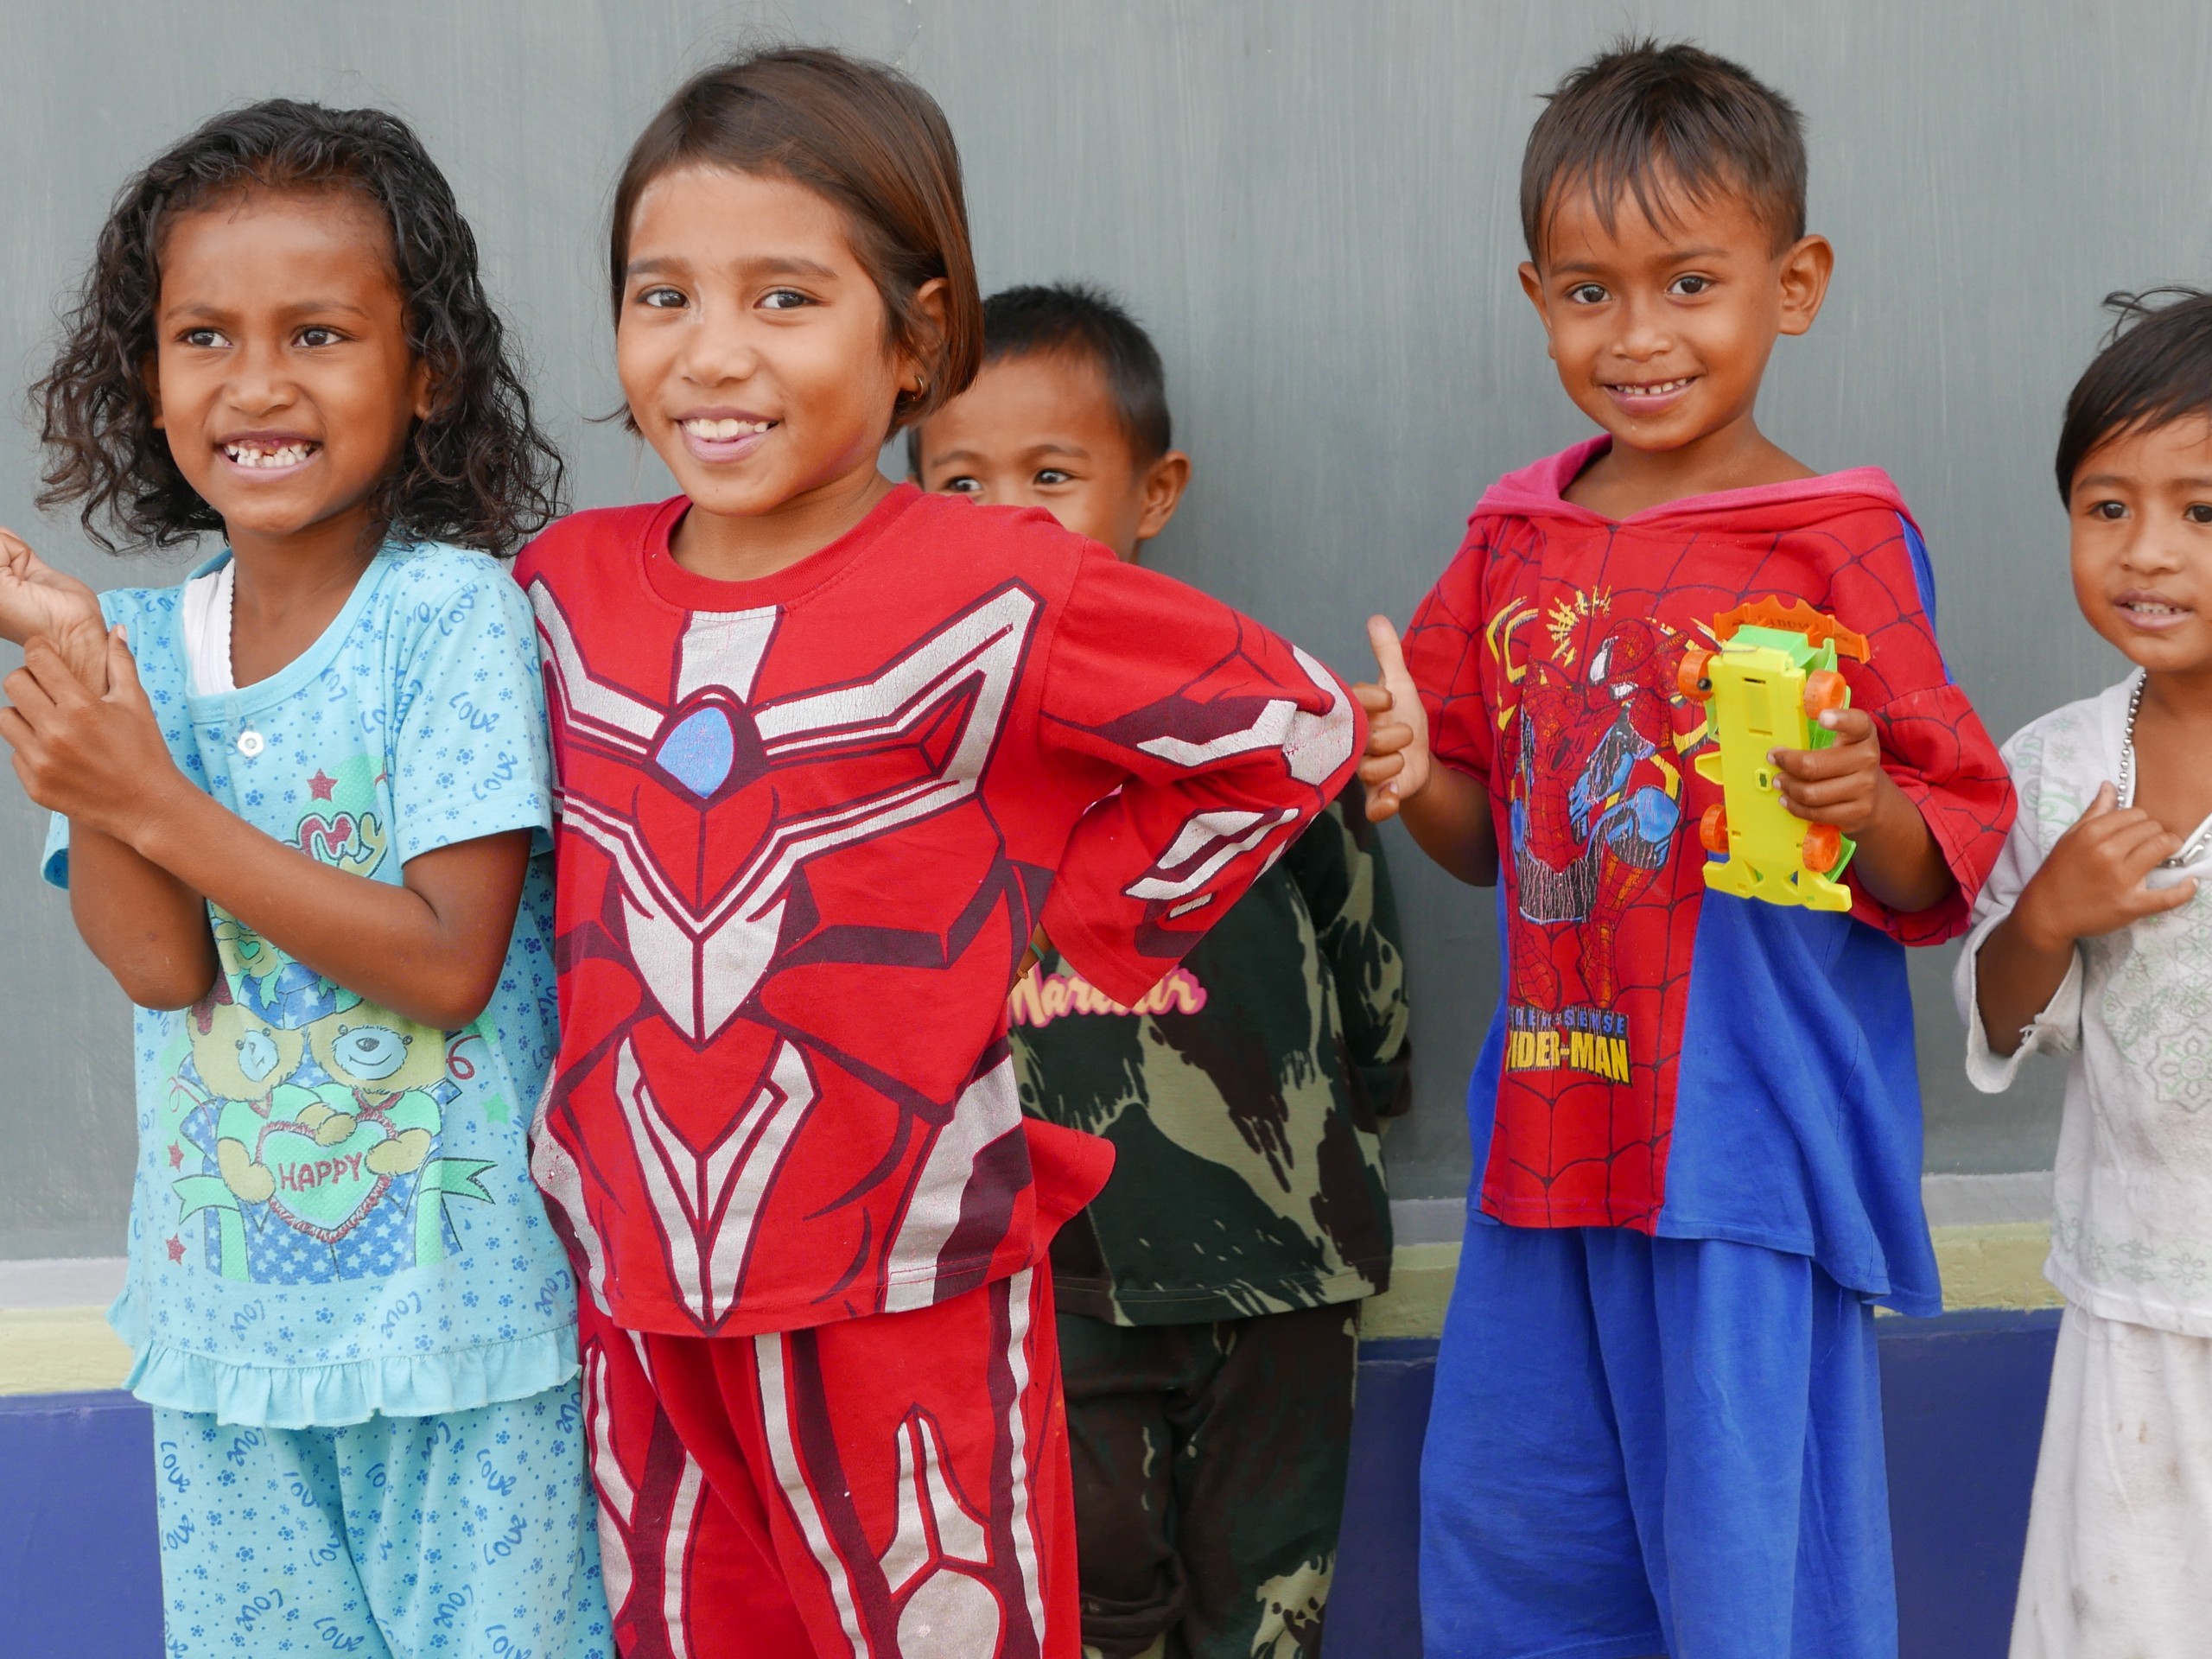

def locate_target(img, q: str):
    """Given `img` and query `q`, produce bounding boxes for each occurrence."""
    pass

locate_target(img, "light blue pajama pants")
[152,1382,611,1658]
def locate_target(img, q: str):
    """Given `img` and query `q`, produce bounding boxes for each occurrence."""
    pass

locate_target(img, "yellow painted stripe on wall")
[0,1225,2063,1394]
[0,1308,130,1395]
[1357,1224,2059,1343]
[1930,1223,2063,1313]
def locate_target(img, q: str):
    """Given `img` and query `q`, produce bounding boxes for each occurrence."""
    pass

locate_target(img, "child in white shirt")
[1960,288,2212,1659]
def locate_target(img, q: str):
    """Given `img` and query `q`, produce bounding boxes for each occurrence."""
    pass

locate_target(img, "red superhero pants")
[579,1267,1080,1659]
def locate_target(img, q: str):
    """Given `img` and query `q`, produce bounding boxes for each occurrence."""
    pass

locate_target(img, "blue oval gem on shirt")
[655,706,737,798]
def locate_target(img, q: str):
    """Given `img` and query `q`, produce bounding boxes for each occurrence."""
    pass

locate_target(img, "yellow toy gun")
[1676,598,1869,912]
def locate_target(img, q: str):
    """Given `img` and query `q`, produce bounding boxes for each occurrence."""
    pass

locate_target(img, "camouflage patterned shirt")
[1011,793,1411,1325]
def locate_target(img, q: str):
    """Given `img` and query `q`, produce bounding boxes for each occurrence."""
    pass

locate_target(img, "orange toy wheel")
[1678,645,1715,701]
[1802,668,1848,719]
[1802,823,1843,873]
[1700,803,1730,855]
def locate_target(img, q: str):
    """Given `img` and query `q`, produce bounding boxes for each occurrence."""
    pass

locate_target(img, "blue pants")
[153,1383,611,1658]
[1419,1223,1894,1659]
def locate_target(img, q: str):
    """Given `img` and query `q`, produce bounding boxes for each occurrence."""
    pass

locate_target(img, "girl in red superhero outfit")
[512,48,1362,1659]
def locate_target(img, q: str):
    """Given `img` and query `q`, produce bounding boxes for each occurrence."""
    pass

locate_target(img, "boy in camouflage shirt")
[914,283,1413,1659]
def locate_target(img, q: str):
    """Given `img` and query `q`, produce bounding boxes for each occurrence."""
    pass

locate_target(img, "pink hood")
[1478,436,1916,536]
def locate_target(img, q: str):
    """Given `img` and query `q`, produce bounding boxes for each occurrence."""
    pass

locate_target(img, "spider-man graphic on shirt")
[1403,438,2013,1238]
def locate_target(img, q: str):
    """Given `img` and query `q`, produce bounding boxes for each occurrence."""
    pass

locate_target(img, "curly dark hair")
[34,99,564,555]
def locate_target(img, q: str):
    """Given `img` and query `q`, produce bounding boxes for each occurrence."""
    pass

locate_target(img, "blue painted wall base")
[0,1390,162,1659]
[1879,1309,2062,1658]
[0,1310,2060,1659]
[1324,1310,2063,1659]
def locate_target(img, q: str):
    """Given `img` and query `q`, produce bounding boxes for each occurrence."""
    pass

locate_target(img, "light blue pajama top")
[44,540,575,1426]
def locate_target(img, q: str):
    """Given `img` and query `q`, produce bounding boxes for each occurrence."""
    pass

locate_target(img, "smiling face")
[617,165,932,573]
[149,188,428,556]
[2069,415,2212,680]
[1519,173,1830,466]
[913,351,1188,562]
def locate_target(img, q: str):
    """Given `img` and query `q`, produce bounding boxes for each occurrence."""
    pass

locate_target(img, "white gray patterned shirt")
[1957,672,2212,1335]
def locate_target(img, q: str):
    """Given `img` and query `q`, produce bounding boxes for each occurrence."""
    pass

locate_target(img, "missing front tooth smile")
[223,442,317,469]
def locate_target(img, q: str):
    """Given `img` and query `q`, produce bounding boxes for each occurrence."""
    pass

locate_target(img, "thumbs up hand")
[1354,614,1433,823]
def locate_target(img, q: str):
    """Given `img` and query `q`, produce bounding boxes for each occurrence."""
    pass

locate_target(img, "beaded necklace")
[2118,672,2212,869]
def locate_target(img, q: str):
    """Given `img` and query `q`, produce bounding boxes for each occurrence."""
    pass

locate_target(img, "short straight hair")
[610,46,982,432]
[2056,289,2212,499]
[907,283,1172,475]
[1521,37,1807,263]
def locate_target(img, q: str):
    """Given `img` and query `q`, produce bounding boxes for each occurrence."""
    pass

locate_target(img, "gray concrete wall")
[3,0,2180,1254]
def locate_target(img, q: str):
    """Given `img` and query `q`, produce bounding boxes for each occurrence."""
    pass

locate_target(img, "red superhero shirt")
[1403,439,2013,1236]
[513,486,1359,1337]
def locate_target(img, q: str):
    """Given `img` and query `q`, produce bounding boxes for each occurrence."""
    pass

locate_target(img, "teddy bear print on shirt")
[169,920,498,1285]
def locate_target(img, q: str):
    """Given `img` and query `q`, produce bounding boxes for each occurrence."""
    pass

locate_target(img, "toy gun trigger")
[1711,596,1871,662]
[1819,619,1872,663]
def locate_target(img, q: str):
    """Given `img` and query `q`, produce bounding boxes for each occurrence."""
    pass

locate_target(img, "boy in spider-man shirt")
[1357,39,2014,1659]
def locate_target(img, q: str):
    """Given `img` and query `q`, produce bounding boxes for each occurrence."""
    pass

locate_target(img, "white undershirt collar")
[180,558,236,696]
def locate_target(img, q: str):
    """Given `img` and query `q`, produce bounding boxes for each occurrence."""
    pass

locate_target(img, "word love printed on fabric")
[53,541,575,1415]
[1404,442,2011,1237]
[516,487,1358,1340]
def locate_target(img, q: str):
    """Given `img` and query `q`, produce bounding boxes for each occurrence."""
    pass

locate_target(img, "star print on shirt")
[73,549,574,1398]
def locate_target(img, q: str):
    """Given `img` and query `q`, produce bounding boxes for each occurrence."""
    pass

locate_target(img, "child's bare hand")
[1355,615,1431,823]
[0,628,182,839]
[0,528,106,690]
[1014,923,1050,987]
[2012,783,2196,950]
[1769,705,1888,836]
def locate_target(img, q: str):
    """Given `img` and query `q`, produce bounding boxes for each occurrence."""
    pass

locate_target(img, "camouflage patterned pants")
[1058,1301,1359,1659]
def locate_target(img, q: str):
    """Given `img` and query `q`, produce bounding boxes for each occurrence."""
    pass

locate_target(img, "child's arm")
[1974,782,2191,1053]
[62,816,220,1011]
[1033,554,1362,1006]
[1760,512,2014,937]
[0,536,200,1000]
[0,529,111,690]
[1288,790,1413,1120]
[5,632,210,1008]
[3,631,529,1027]
[1768,707,1955,913]
[1353,615,1497,884]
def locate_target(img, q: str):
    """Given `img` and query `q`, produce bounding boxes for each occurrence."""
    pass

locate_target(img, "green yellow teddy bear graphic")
[166,762,501,1281]
[204,1008,444,1215]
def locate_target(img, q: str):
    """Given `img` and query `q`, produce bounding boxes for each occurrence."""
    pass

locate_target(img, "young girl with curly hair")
[0,100,608,1659]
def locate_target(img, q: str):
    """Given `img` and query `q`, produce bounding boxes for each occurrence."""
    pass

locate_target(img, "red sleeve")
[1400,518,1497,787]
[1035,552,1363,1004]
[1825,510,2016,944]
